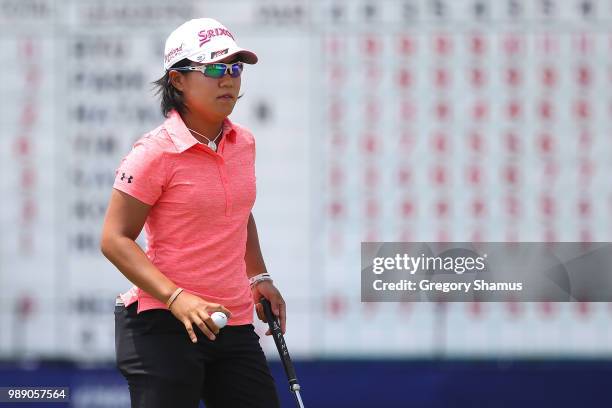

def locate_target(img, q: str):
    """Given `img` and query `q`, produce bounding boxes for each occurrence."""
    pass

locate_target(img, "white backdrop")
[1,0,612,361]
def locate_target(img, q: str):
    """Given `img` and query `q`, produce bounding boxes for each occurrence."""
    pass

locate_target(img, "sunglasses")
[171,62,244,78]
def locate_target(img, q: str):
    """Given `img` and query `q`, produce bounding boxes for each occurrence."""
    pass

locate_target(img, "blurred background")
[1,0,612,407]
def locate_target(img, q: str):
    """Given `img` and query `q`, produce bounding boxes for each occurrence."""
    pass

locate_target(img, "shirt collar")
[165,110,237,153]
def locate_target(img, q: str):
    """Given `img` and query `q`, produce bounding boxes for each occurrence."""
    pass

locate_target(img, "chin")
[218,105,236,116]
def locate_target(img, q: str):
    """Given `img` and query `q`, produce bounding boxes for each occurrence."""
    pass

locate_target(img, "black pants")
[115,302,280,408]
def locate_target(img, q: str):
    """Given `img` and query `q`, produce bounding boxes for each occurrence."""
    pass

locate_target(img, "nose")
[218,70,235,87]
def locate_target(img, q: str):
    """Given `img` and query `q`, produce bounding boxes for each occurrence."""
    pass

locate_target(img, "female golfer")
[100,18,284,407]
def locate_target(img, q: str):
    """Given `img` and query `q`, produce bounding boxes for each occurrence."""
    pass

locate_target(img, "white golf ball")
[211,312,228,329]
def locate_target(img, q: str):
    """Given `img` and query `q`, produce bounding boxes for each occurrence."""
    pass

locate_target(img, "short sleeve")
[113,136,166,205]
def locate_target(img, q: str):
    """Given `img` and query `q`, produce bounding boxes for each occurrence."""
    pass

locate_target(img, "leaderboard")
[0,0,611,359]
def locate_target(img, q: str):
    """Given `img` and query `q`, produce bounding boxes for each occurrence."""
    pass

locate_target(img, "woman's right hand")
[168,291,232,343]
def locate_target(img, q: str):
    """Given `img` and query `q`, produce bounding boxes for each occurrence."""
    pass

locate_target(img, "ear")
[168,70,187,92]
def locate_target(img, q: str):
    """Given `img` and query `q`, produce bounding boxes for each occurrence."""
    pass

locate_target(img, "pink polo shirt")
[113,110,256,325]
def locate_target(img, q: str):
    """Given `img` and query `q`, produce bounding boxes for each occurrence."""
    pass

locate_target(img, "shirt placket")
[215,154,232,216]
[195,129,232,217]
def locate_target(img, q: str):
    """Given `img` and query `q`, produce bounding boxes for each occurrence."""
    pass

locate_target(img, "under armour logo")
[120,173,133,183]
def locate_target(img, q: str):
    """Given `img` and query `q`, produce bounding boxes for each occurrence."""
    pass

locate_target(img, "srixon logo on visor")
[198,28,235,47]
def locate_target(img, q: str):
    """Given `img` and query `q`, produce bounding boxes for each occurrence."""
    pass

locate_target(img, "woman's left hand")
[252,280,286,335]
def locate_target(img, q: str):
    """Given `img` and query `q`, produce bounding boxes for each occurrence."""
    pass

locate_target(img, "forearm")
[101,236,177,303]
[244,212,268,278]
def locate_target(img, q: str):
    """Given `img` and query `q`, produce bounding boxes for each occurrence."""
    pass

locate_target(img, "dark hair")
[152,58,191,118]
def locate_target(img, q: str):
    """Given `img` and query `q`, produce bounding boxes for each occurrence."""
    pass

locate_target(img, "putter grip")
[260,298,299,386]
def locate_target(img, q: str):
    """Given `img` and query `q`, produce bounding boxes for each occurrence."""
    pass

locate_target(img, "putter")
[260,298,305,408]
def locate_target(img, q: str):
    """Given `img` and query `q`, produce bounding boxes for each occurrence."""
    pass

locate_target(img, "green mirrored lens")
[204,64,226,78]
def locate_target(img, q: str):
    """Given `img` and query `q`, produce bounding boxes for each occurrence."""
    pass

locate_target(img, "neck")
[180,111,224,144]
